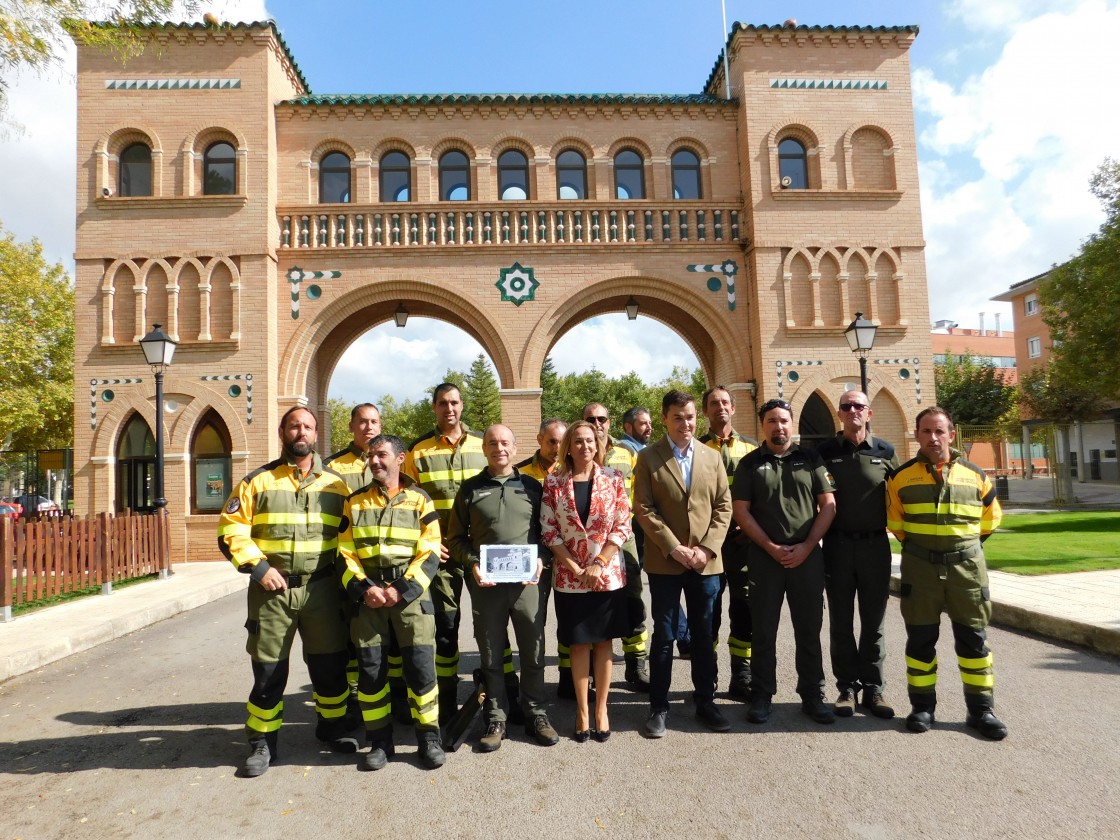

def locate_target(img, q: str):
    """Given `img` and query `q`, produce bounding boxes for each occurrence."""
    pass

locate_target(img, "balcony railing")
[277,201,740,249]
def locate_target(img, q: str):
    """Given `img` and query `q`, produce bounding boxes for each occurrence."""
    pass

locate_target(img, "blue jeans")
[647,571,722,710]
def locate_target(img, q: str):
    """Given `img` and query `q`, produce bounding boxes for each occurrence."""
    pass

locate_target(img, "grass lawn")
[892,512,1120,575]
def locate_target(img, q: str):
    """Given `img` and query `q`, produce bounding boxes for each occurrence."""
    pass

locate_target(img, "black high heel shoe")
[591,729,611,743]
[573,729,591,743]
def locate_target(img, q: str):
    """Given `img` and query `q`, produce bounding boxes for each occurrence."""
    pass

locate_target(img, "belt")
[365,563,410,583]
[902,542,982,564]
[284,566,334,588]
[828,529,887,540]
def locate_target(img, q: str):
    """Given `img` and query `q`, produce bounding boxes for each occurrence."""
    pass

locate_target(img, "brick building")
[72,20,934,560]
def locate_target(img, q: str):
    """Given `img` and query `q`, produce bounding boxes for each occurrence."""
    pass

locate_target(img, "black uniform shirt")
[732,443,835,544]
[816,434,898,533]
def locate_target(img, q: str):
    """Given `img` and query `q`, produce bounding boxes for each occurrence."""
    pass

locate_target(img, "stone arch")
[607,136,654,160]
[520,274,749,391]
[371,137,418,160]
[280,279,516,411]
[430,136,477,160]
[91,396,150,456]
[870,387,909,455]
[309,138,358,163]
[175,395,250,457]
[843,122,897,190]
[767,122,822,190]
[797,389,835,447]
[817,249,842,327]
[205,256,240,341]
[490,136,535,159]
[664,137,711,160]
[181,124,248,195]
[94,126,163,198]
[547,135,595,160]
[101,259,140,344]
[783,247,815,327]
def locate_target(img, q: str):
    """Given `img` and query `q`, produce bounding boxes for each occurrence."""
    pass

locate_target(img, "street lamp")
[138,324,177,512]
[394,303,409,328]
[624,297,640,321]
[844,311,878,396]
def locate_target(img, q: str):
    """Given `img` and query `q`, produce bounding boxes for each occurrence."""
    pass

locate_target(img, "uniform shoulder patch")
[225,497,241,514]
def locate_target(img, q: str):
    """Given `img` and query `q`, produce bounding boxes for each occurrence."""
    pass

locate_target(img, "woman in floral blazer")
[540,420,631,741]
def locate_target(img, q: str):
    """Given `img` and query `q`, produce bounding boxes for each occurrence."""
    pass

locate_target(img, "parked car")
[0,502,20,520]
[4,495,59,514]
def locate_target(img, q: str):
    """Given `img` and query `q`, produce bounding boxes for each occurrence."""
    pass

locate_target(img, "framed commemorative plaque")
[479,544,538,584]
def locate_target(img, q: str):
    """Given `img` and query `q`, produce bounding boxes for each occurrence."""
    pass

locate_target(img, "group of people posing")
[217,382,1008,777]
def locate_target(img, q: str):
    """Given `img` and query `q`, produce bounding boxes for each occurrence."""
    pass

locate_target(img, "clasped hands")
[768,541,810,569]
[670,544,711,571]
[362,585,402,608]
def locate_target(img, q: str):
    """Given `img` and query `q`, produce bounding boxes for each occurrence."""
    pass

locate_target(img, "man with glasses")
[581,402,649,692]
[732,398,837,726]
[817,391,898,719]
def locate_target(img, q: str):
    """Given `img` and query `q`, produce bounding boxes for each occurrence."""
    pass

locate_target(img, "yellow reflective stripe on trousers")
[246,700,284,732]
[314,689,350,705]
[358,684,390,703]
[905,655,937,671]
[727,636,751,659]
[253,537,339,553]
[254,511,343,527]
[907,673,938,687]
[958,653,993,670]
[960,672,995,687]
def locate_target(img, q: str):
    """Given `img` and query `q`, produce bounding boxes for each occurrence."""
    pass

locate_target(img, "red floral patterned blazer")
[540,464,631,593]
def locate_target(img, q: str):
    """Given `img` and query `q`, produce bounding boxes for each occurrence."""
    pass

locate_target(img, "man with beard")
[732,399,837,726]
[218,406,355,777]
[339,434,445,770]
[618,407,653,455]
[581,402,649,691]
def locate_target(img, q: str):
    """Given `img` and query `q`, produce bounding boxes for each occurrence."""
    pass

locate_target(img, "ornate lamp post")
[138,324,177,512]
[844,311,878,396]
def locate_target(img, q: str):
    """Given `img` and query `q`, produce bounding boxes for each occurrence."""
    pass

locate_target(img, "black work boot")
[965,705,1008,740]
[242,732,277,777]
[624,654,650,692]
[315,720,359,753]
[360,732,395,771]
[905,706,936,733]
[728,662,752,702]
[417,730,446,769]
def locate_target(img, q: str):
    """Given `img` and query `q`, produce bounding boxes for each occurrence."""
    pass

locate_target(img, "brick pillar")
[499,388,543,450]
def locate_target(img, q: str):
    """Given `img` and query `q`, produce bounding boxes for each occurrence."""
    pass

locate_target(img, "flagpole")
[721,0,732,99]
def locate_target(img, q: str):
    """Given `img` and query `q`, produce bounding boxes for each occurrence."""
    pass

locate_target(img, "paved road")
[2,591,1118,840]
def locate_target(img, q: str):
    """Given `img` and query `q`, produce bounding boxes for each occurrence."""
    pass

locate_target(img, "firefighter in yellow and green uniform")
[405,383,519,723]
[886,406,1008,740]
[581,402,649,691]
[323,402,383,723]
[698,387,758,701]
[339,433,446,770]
[218,406,355,778]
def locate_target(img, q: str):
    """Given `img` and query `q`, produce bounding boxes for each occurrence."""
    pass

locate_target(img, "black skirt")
[554,588,629,646]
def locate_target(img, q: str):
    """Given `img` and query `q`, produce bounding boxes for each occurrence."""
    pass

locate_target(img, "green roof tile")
[281,93,731,107]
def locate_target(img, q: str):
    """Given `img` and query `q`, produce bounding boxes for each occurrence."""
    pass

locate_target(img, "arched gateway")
[72,20,933,560]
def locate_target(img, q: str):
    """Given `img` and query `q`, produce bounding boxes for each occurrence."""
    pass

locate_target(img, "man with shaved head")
[447,424,559,751]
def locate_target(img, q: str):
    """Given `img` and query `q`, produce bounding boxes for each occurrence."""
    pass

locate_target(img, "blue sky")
[1,0,1115,404]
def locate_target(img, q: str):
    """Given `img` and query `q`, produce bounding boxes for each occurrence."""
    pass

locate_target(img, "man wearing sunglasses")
[732,398,837,725]
[817,391,898,720]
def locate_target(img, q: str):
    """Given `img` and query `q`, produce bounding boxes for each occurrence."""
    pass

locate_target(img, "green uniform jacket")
[886,450,1002,553]
[217,453,349,583]
[324,442,372,494]
[731,443,836,544]
[699,431,758,487]
[338,474,442,606]
[446,467,545,569]
[817,433,898,532]
[403,429,487,533]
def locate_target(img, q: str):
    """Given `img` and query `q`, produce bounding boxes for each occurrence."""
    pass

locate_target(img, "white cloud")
[944,0,1086,31]
[916,0,1119,326]
[550,315,697,379]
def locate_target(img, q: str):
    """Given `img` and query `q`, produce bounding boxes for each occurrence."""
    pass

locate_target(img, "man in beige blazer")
[634,389,733,738]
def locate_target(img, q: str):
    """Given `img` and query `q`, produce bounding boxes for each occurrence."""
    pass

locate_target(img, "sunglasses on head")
[839,403,868,413]
[758,399,792,417]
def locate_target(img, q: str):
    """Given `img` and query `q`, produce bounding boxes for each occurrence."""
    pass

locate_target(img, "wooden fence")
[1,510,170,618]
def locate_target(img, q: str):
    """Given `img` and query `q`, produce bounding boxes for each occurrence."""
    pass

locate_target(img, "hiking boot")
[478,721,506,753]
[802,695,836,725]
[746,695,772,724]
[417,731,446,769]
[861,690,895,719]
[728,667,752,702]
[834,688,857,717]
[624,656,650,692]
[242,735,276,778]
[526,715,560,746]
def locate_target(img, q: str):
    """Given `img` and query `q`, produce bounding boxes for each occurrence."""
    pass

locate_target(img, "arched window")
[191,410,232,513]
[614,149,645,199]
[778,138,809,189]
[439,150,470,201]
[556,150,587,199]
[497,149,529,200]
[671,149,702,199]
[116,414,156,512]
[797,392,835,448]
[319,151,351,203]
[119,143,152,197]
[380,151,411,202]
[203,141,236,195]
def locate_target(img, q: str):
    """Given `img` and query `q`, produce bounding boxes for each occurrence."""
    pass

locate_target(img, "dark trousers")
[647,570,721,709]
[748,544,826,698]
[822,533,891,693]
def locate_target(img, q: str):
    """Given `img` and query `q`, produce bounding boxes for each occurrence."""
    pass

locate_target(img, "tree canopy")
[0,225,74,449]
[1040,157,1120,401]
[934,350,1016,426]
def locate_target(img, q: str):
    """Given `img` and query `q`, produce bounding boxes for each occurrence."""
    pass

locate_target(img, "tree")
[540,356,560,419]
[3,2,198,121]
[0,225,73,449]
[461,354,501,431]
[1041,157,1120,399]
[325,397,351,454]
[934,350,1016,426]
[1018,366,1105,424]
[377,394,434,446]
